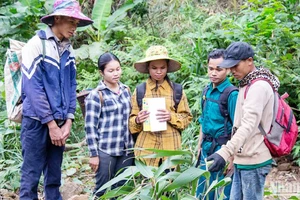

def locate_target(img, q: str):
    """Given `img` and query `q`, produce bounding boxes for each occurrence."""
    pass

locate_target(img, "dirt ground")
[1,159,300,200]
[265,156,300,200]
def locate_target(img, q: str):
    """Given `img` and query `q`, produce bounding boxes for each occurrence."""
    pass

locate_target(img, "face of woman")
[101,60,122,85]
[148,59,168,84]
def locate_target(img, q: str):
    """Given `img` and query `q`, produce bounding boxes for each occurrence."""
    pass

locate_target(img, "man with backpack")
[19,0,92,199]
[207,42,279,200]
[196,49,238,200]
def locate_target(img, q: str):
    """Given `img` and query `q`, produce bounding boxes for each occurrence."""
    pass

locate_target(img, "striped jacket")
[21,27,77,124]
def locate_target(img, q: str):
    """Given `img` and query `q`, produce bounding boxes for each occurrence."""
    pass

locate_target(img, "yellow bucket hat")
[134,45,181,74]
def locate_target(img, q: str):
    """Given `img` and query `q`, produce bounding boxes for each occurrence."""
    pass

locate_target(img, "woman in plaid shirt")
[84,52,134,198]
[129,45,193,167]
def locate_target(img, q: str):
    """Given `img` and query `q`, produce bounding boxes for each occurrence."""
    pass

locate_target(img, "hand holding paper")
[156,109,171,122]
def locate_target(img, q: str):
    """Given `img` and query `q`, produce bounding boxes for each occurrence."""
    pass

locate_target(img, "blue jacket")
[21,27,77,124]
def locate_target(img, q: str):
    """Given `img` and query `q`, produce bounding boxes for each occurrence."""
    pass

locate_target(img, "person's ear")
[99,70,104,77]
[246,57,254,66]
[226,68,231,75]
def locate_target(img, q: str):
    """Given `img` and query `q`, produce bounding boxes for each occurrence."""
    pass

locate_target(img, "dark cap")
[218,42,254,68]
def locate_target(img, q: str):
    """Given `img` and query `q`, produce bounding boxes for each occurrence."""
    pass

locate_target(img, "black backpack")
[201,85,238,155]
[136,81,183,112]
[133,81,183,142]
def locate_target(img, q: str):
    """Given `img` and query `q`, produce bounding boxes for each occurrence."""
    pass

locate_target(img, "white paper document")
[142,97,167,132]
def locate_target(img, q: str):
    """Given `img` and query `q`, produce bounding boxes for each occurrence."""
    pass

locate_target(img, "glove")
[207,153,226,172]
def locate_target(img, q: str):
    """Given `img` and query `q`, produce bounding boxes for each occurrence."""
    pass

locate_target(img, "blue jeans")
[230,164,272,200]
[196,151,232,200]
[94,150,134,197]
[20,117,64,200]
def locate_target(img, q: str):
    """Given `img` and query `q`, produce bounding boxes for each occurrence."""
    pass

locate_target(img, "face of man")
[53,16,79,40]
[148,59,168,84]
[208,57,229,87]
[229,57,254,80]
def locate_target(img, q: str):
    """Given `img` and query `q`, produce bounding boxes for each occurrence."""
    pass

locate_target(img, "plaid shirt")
[85,81,134,157]
[129,78,193,166]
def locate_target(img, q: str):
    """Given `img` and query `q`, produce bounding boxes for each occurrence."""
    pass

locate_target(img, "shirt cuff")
[67,113,75,120]
[89,150,98,157]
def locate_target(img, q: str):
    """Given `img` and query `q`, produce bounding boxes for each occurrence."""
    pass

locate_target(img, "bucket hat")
[218,42,254,68]
[134,45,181,74]
[41,0,93,27]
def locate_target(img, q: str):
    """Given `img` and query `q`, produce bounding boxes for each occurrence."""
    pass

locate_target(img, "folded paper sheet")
[143,97,167,132]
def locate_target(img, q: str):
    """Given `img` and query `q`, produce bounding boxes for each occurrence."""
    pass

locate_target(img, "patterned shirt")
[85,81,134,157]
[129,78,193,166]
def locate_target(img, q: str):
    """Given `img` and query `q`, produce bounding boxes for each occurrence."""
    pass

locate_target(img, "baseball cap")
[218,42,254,68]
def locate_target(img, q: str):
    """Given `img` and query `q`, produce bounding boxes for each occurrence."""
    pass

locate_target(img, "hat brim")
[218,59,241,68]
[41,12,93,27]
[134,55,181,74]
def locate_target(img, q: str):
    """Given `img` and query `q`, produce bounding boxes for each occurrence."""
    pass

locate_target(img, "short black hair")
[207,49,225,63]
[98,52,120,72]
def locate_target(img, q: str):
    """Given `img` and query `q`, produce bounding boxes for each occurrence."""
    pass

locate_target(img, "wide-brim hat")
[134,45,181,74]
[41,0,93,27]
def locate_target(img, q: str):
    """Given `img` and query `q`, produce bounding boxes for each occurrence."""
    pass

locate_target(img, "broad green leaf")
[100,185,134,199]
[98,166,137,192]
[156,171,180,183]
[107,0,143,27]
[138,195,153,200]
[144,148,193,157]
[74,44,89,60]
[154,155,191,178]
[161,195,171,200]
[181,194,199,200]
[156,180,170,197]
[204,177,232,196]
[92,0,112,40]
[164,167,210,191]
[19,0,40,7]
[135,159,154,178]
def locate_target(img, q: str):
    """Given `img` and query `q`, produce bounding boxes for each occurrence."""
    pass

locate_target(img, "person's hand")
[225,156,234,176]
[135,110,150,124]
[89,156,100,172]
[156,109,171,122]
[61,119,72,143]
[47,120,64,146]
[207,153,226,172]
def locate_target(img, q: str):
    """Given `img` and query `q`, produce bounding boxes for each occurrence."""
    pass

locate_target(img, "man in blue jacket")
[20,0,92,199]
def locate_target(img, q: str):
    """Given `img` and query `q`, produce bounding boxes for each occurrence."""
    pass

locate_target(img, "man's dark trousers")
[20,116,64,200]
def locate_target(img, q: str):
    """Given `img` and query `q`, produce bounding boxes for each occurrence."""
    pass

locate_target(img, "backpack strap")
[41,39,46,60]
[171,82,182,112]
[136,81,182,112]
[136,82,146,111]
[244,78,277,137]
[219,85,239,126]
[244,78,275,99]
[125,86,131,94]
[201,85,210,111]
[201,85,238,155]
[219,86,238,137]
[98,90,104,105]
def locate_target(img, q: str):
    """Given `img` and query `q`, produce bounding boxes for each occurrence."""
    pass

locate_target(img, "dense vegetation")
[0,0,299,198]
